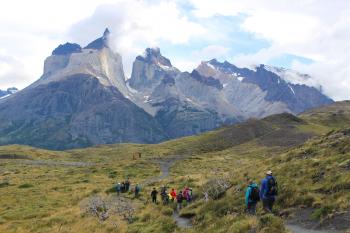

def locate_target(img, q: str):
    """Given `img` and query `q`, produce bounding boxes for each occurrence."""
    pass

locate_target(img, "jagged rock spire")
[84,28,111,50]
[103,28,110,39]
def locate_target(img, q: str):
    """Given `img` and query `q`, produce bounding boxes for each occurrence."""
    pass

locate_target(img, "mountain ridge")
[0,29,334,149]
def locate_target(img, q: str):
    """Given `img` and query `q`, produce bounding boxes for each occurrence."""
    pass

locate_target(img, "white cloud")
[0,54,33,88]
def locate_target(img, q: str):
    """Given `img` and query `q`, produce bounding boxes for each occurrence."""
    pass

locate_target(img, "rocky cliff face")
[34,28,128,98]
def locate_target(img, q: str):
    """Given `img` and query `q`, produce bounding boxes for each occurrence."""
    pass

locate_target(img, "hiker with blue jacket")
[116,183,121,195]
[260,170,278,213]
[245,180,260,214]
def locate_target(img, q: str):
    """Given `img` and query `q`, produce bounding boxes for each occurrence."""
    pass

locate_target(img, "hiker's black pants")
[152,196,157,203]
[247,202,257,215]
[263,198,275,212]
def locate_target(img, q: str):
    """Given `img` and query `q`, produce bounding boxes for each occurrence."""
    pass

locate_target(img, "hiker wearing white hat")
[260,170,278,212]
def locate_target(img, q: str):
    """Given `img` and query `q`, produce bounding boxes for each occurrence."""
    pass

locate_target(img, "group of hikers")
[151,186,193,210]
[115,179,141,197]
[115,170,277,215]
[115,180,193,210]
[245,170,278,214]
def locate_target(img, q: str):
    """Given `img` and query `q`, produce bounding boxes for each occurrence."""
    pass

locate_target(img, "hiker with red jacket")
[245,179,260,215]
[170,188,177,202]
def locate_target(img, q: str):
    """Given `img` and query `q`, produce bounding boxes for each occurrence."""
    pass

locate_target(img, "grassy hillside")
[0,101,349,233]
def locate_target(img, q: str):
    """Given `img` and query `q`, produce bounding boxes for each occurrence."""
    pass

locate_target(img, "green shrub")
[161,207,173,216]
[311,206,333,220]
[105,186,116,194]
[0,182,10,188]
[140,213,151,222]
[108,171,117,178]
[18,183,34,188]
[294,194,315,207]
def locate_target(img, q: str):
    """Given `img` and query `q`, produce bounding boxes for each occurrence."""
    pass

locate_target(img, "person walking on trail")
[160,186,167,197]
[121,182,126,193]
[151,187,158,204]
[125,179,131,192]
[245,180,260,215]
[189,188,193,202]
[177,191,184,211]
[260,170,278,213]
[116,183,121,196]
[170,188,177,202]
[185,187,192,203]
[183,187,191,205]
[134,184,141,198]
[161,186,169,205]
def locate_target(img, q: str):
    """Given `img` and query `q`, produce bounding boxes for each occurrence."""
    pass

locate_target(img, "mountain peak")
[146,47,161,56]
[103,28,110,38]
[84,28,111,50]
[137,47,172,67]
[52,42,82,55]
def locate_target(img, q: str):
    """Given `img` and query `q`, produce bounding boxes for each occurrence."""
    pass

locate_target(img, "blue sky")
[160,15,270,61]
[0,0,350,100]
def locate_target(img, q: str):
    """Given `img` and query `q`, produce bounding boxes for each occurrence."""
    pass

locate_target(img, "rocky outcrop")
[52,43,82,55]
[128,47,180,91]
[0,87,18,99]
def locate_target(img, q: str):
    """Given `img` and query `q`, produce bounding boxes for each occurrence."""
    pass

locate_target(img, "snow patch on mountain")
[207,63,216,70]
[237,77,244,82]
[288,85,295,95]
[158,62,175,71]
[0,94,10,99]
[143,95,150,103]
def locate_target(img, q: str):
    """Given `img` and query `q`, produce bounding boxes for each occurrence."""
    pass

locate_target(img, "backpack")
[267,177,278,196]
[177,193,183,202]
[249,186,260,202]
